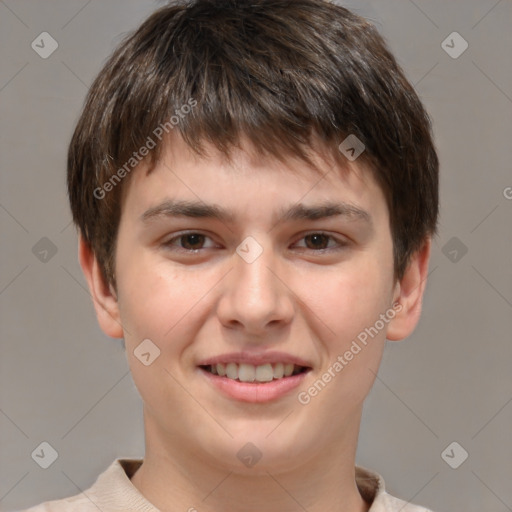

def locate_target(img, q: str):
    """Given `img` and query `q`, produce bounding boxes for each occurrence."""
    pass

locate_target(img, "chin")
[202,433,313,475]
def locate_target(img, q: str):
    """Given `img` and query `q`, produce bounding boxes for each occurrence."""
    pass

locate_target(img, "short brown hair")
[67,0,439,288]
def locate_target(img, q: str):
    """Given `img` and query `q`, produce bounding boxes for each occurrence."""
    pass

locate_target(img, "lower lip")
[199,367,310,403]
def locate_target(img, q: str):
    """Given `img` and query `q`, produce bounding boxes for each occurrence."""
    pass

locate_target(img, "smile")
[200,362,309,383]
[198,363,312,403]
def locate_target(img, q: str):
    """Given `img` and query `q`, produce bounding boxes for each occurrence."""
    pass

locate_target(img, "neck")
[130,409,371,512]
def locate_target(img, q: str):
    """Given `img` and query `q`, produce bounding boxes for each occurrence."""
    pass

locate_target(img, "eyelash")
[162,231,348,254]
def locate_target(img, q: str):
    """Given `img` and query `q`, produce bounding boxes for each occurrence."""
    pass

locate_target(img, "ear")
[78,233,124,339]
[386,238,432,341]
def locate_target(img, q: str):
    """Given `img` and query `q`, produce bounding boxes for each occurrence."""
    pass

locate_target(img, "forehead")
[121,133,388,226]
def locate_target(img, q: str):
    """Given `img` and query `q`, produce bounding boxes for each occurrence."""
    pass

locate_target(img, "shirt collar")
[87,458,426,512]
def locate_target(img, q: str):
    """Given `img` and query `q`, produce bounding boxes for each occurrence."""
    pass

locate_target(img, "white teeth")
[283,363,294,377]
[226,362,238,380]
[238,363,256,382]
[255,363,274,382]
[273,362,284,379]
[206,362,306,382]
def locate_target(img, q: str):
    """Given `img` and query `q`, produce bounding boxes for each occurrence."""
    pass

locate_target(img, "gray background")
[1,1,511,511]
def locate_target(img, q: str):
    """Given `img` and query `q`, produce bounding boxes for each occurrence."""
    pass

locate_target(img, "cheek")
[295,260,393,343]
[114,264,196,414]
[117,262,193,341]
[115,249,225,371]
[293,270,392,417]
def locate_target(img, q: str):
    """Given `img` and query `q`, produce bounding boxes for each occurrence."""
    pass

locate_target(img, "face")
[89,134,418,475]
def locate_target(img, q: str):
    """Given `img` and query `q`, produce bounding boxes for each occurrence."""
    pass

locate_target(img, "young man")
[24,0,438,510]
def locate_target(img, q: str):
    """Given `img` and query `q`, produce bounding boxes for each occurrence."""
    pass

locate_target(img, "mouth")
[196,352,313,402]
[199,362,311,383]
[198,361,312,403]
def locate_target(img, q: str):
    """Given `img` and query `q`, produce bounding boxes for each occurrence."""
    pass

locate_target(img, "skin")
[80,133,431,512]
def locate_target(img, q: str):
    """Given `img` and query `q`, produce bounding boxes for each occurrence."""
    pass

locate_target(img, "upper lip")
[197,351,313,368]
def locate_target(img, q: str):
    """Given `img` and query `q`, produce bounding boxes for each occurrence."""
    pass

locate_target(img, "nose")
[216,241,295,336]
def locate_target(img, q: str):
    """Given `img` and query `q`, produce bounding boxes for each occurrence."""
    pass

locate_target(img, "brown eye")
[179,234,206,250]
[294,232,347,252]
[163,232,216,252]
[303,233,331,250]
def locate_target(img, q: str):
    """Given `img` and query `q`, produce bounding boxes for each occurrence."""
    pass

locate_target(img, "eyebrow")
[140,199,372,225]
